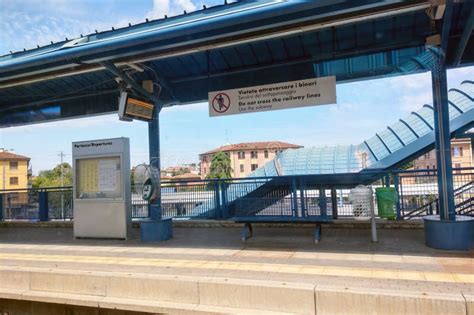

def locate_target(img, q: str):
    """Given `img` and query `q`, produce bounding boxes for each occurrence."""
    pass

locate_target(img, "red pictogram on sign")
[212,93,231,113]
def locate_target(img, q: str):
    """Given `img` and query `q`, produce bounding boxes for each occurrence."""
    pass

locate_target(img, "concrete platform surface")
[0,226,472,314]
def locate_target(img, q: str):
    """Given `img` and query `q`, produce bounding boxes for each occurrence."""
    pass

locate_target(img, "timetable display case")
[72,138,131,239]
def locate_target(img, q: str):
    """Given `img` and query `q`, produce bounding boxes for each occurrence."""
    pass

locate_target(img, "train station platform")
[0,225,472,314]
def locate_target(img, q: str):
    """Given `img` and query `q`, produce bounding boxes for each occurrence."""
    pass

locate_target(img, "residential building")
[412,138,473,172]
[199,141,303,179]
[0,151,31,190]
[162,163,199,177]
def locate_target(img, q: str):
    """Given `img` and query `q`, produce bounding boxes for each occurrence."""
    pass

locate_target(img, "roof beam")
[453,2,474,66]
[100,61,161,106]
[440,0,453,54]
[0,1,433,85]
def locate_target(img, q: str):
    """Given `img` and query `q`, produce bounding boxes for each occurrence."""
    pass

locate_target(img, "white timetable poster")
[98,160,117,192]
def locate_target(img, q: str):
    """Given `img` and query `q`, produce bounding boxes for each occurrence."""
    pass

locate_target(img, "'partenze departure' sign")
[208,76,336,117]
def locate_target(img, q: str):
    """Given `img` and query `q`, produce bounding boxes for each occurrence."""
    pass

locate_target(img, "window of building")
[203,167,207,174]
[9,177,18,185]
[9,192,18,201]
[251,151,258,159]
[452,147,463,157]
[423,153,430,159]
[240,164,244,173]
[202,156,207,163]
[455,163,462,174]
[9,161,18,170]
[264,150,269,158]
[238,151,245,159]
[251,164,258,171]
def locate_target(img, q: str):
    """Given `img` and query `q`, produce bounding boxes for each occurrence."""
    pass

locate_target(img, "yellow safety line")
[0,253,471,284]
[0,244,461,265]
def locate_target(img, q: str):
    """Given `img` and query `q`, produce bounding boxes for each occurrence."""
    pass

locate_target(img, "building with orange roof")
[0,150,31,190]
[199,141,302,178]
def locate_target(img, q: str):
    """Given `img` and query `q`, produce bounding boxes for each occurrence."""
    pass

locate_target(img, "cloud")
[147,0,197,19]
[161,102,207,114]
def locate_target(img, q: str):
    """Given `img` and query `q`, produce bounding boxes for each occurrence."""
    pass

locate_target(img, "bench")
[233,216,333,243]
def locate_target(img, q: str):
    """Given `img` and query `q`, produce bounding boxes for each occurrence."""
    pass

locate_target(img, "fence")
[1,168,473,222]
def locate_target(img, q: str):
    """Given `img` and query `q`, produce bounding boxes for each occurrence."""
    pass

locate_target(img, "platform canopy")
[0,0,473,127]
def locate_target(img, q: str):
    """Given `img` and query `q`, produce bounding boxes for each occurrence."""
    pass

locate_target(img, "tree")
[32,163,73,188]
[32,163,73,219]
[206,151,232,179]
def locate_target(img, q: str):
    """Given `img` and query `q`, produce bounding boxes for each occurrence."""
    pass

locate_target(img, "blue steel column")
[431,53,455,221]
[148,108,162,221]
[140,104,173,242]
[0,194,3,221]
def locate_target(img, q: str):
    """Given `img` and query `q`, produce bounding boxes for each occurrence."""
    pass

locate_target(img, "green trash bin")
[375,187,398,220]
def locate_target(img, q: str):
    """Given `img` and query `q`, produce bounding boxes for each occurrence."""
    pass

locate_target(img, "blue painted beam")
[441,0,454,54]
[387,126,405,146]
[453,2,474,66]
[432,57,455,221]
[363,141,379,162]
[399,119,420,138]
[100,61,161,105]
[448,100,464,114]
[375,133,392,154]
[433,0,455,220]
[148,108,162,221]
[411,112,434,130]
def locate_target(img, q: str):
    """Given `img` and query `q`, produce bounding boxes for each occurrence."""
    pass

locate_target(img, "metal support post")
[149,109,162,221]
[319,188,327,217]
[290,177,298,217]
[393,174,402,220]
[331,188,338,219]
[431,53,455,221]
[384,175,390,187]
[299,178,306,217]
[370,202,378,243]
[0,194,3,222]
[140,106,173,242]
[38,191,49,222]
[221,182,229,219]
[214,181,221,219]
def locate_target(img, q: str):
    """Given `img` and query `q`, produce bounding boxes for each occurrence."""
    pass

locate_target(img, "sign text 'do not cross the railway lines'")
[208,76,336,117]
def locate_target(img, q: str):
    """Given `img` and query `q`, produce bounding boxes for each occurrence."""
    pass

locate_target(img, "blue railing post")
[221,182,229,219]
[0,194,3,222]
[299,177,306,217]
[319,188,327,217]
[393,174,402,220]
[331,188,338,219]
[38,191,49,222]
[384,175,390,187]
[214,180,221,219]
[290,177,298,217]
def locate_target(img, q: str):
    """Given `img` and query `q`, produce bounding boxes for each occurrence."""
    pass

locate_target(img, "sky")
[0,0,473,174]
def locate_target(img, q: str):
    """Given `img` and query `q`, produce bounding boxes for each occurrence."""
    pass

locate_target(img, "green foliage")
[400,161,414,170]
[33,163,72,188]
[206,151,232,179]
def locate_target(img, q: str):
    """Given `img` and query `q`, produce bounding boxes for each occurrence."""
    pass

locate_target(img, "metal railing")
[0,168,472,222]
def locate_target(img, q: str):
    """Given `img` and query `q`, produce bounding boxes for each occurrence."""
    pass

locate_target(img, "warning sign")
[208,76,336,117]
[212,93,231,113]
